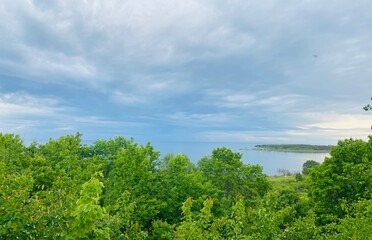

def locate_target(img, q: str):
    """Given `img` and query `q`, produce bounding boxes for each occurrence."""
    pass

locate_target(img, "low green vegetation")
[0,132,371,239]
[251,144,332,153]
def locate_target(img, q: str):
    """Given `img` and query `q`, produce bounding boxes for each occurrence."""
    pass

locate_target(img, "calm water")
[242,150,329,176]
[151,141,330,176]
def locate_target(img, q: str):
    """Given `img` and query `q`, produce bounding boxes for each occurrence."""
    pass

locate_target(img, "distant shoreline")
[240,144,332,153]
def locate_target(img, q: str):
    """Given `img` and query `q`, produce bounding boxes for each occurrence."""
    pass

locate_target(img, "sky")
[1,0,372,148]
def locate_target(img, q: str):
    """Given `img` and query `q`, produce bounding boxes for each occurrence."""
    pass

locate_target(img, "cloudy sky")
[1,0,371,147]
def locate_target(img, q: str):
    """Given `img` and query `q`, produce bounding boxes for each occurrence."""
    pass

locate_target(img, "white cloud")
[318,37,372,77]
[111,91,143,105]
[198,130,289,143]
[0,91,66,134]
[284,128,369,143]
[301,113,371,130]
[198,126,371,144]
[2,0,372,97]
[26,50,96,78]
[165,112,231,127]
[1,44,97,84]
[0,91,61,116]
[0,102,49,116]
[0,91,148,140]
[56,126,74,131]
[1,0,372,144]
[203,89,306,111]
[0,0,259,79]
[109,74,193,105]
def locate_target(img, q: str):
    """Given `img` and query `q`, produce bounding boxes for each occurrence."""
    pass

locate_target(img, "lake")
[151,141,330,176]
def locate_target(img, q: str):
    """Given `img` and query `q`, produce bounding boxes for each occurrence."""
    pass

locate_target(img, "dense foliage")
[302,160,320,175]
[0,133,371,239]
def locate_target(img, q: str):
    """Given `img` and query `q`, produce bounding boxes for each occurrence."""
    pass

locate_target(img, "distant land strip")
[241,144,333,153]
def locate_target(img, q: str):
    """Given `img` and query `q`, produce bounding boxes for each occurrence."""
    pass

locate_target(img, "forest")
[0,132,371,239]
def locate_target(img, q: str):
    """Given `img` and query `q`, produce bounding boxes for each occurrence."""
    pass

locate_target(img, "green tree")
[198,147,269,200]
[0,133,28,171]
[90,137,132,177]
[108,190,148,239]
[103,139,162,228]
[70,174,110,239]
[210,196,248,239]
[39,133,83,164]
[0,168,34,238]
[149,220,174,240]
[334,199,372,239]
[156,154,217,223]
[279,213,319,239]
[246,193,295,240]
[302,160,320,175]
[307,137,372,223]
[174,197,214,240]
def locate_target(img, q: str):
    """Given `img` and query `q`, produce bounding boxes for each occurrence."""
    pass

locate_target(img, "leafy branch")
[363,97,372,111]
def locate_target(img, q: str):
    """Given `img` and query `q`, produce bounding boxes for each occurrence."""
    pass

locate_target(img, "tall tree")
[198,147,269,199]
[307,137,372,223]
[302,160,320,175]
[70,174,110,239]
[156,154,217,223]
[103,139,162,228]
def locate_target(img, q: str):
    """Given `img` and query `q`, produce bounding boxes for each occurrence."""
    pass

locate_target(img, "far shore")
[240,144,333,153]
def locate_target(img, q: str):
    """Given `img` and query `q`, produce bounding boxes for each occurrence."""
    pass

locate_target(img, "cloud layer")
[1,0,372,145]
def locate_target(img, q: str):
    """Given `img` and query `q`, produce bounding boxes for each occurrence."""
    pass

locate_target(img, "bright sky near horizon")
[0,0,371,145]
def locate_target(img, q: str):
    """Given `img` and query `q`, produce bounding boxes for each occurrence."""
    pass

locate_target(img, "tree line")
[0,132,371,239]
[253,144,332,153]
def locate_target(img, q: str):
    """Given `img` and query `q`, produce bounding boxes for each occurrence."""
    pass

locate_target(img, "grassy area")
[269,175,296,187]
[269,175,307,193]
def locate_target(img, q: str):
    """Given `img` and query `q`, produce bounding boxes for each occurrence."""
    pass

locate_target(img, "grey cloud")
[1,0,372,143]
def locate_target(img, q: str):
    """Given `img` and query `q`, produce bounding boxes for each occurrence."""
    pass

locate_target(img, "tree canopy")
[0,132,371,239]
